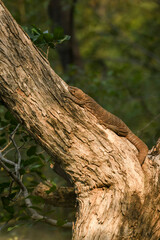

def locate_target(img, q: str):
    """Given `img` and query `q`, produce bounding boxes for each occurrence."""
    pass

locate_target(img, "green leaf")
[4,110,17,125]
[0,212,13,223]
[53,27,64,40]
[34,34,45,45]
[32,34,40,42]
[4,111,12,120]
[0,182,10,194]
[57,35,71,44]
[43,32,54,43]
[45,183,56,194]
[29,206,43,211]
[0,138,7,146]
[0,120,8,127]
[7,224,20,232]
[19,168,25,175]
[56,219,67,227]
[8,192,17,200]
[48,42,55,48]
[36,173,47,180]
[27,146,37,156]
[29,163,44,170]
[31,26,43,35]
[29,195,44,204]
[23,156,41,167]
[37,153,45,160]
[1,197,14,214]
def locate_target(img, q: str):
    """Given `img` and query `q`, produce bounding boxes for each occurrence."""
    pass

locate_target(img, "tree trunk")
[48,0,82,72]
[0,1,160,239]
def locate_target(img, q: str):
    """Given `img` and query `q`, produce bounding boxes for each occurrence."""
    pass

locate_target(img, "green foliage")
[0,107,60,234]
[7,225,20,232]
[56,219,68,227]
[45,182,57,194]
[0,182,10,194]
[23,26,70,50]
[1,197,14,215]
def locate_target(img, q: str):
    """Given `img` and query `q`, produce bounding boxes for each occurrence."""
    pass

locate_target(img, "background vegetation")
[0,0,160,239]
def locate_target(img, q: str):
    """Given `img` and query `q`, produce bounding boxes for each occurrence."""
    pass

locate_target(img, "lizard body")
[67,86,148,165]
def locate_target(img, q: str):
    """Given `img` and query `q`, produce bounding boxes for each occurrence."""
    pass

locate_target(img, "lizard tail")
[126,131,148,165]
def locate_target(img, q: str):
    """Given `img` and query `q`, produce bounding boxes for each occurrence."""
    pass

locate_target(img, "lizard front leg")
[64,94,86,106]
[100,121,128,137]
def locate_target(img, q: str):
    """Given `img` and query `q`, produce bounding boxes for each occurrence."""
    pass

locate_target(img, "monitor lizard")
[65,86,148,165]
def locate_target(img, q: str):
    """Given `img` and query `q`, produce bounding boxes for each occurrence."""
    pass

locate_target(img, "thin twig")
[0,123,72,228]
[10,124,20,138]
[3,147,16,157]
[1,140,12,153]
[0,152,16,166]
[10,124,21,176]
[8,180,14,197]
[0,154,72,228]
[0,125,10,131]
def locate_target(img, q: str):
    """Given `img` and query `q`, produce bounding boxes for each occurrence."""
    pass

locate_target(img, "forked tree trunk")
[0,1,160,239]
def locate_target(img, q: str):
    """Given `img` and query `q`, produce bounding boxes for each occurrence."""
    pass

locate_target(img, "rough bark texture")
[33,183,75,208]
[0,1,160,239]
[66,86,149,165]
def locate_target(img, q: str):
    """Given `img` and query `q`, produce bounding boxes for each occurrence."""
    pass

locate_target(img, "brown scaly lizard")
[66,86,148,165]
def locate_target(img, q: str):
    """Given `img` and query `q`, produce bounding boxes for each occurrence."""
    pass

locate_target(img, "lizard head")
[68,86,85,100]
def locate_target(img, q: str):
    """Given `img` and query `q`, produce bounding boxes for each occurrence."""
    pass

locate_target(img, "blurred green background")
[1,0,160,239]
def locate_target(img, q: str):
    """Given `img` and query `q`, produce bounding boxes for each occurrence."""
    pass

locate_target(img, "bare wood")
[0,1,160,239]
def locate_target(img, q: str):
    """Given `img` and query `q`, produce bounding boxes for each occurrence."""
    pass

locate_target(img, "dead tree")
[0,1,160,239]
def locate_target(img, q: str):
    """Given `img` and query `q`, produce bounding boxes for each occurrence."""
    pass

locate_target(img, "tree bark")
[33,183,75,208]
[0,1,160,239]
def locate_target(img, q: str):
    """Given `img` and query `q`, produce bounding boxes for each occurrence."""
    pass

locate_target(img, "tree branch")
[33,182,75,208]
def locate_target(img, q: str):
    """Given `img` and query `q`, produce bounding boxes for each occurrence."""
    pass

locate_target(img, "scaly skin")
[67,86,148,165]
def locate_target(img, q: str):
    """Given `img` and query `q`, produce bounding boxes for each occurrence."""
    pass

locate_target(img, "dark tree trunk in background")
[48,0,82,71]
